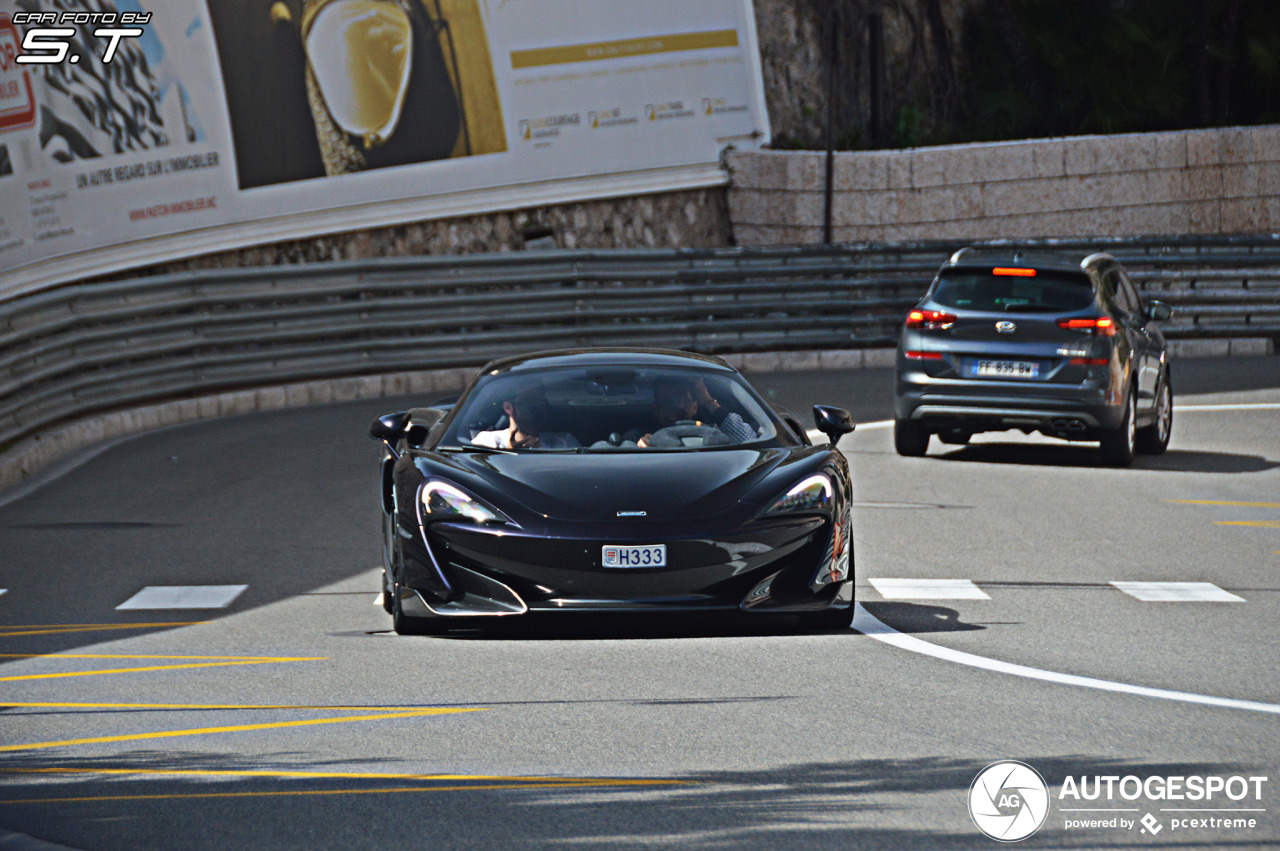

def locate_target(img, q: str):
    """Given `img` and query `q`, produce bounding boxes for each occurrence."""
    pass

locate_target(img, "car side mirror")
[813,405,856,445]
[1143,300,1173,322]
[370,411,411,444]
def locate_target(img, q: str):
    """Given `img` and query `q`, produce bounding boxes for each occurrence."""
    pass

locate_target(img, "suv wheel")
[894,419,929,457]
[1135,372,1173,455]
[1100,388,1137,467]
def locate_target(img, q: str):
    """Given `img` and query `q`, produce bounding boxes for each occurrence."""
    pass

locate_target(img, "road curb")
[0,341,1274,501]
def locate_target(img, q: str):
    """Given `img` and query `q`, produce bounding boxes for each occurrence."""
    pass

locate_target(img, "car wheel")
[1136,372,1173,455]
[800,603,855,632]
[380,514,396,614]
[894,419,929,457]
[1100,387,1137,467]
[391,577,440,636]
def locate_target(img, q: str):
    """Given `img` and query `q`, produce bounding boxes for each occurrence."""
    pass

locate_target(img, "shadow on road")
[859,602,985,634]
[0,751,1269,850]
[935,443,1278,473]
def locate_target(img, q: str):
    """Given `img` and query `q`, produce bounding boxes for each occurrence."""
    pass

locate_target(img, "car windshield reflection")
[439,366,781,452]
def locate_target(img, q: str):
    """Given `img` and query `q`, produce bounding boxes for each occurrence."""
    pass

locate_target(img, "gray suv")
[893,248,1173,467]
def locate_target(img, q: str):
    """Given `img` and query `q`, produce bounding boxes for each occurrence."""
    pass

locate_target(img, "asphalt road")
[0,357,1277,850]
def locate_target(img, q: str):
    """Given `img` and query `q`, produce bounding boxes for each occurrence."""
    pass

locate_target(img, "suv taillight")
[1057,317,1117,336]
[906,309,957,330]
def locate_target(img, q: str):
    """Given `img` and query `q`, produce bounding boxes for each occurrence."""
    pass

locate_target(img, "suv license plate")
[975,360,1039,378]
[603,545,666,568]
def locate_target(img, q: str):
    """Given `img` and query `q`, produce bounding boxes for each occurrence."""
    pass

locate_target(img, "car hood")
[421,448,794,522]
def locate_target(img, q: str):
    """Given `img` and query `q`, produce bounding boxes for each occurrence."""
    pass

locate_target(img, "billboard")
[0,0,769,299]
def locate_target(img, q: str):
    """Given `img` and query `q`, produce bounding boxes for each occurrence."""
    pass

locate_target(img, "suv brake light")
[906,309,957,330]
[1058,317,1117,336]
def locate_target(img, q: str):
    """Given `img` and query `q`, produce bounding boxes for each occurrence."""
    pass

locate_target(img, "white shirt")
[470,428,580,450]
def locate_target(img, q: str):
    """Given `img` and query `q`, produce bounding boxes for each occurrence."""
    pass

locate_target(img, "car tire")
[894,419,929,457]
[1135,371,1173,455]
[800,603,855,632]
[1100,387,1137,467]
[380,514,396,614]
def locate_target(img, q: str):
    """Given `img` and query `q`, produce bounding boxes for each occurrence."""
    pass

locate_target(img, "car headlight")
[419,480,509,525]
[761,474,833,516]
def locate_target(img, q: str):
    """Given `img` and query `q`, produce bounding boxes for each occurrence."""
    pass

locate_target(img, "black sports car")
[894,248,1173,466]
[370,349,857,634]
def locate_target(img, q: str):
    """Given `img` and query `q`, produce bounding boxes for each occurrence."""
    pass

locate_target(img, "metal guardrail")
[2,235,1279,449]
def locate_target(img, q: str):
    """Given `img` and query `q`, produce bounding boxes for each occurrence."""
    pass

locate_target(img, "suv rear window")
[931,270,1096,313]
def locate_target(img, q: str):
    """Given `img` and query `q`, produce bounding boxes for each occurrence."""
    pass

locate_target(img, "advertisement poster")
[0,0,769,298]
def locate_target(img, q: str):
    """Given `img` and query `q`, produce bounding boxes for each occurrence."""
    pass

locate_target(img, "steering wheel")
[647,424,731,448]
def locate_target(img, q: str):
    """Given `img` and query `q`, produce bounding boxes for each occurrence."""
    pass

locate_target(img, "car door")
[1112,269,1158,408]
[1116,270,1167,406]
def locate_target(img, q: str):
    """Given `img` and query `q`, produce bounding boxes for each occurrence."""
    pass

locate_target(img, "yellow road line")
[1166,499,1280,509]
[0,623,205,638]
[0,708,484,753]
[1213,521,1280,528]
[0,653,318,660]
[0,701,466,712]
[1,766,683,784]
[0,778,683,806]
[0,658,324,683]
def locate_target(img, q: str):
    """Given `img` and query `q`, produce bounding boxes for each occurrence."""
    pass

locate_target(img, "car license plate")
[974,359,1039,378]
[602,544,666,568]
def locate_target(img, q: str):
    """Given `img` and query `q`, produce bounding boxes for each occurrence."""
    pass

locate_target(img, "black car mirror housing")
[813,405,856,445]
[370,411,411,443]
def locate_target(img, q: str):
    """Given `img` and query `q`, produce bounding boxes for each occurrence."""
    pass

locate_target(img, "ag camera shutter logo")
[969,760,1050,842]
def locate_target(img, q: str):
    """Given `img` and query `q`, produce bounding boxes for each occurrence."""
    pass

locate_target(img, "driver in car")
[624,377,756,447]
[471,381,580,449]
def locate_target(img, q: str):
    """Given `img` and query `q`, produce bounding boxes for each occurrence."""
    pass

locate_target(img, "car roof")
[944,247,1114,275]
[479,347,736,375]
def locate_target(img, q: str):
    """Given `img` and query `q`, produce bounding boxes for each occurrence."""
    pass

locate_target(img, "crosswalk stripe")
[116,586,248,610]
[866,578,1248,603]
[1109,581,1244,602]
[868,578,990,600]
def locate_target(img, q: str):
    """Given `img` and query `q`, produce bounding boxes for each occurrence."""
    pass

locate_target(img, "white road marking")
[1175,403,1280,412]
[1110,581,1244,602]
[869,578,990,600]
[374,593,385,606]
[851,604,1280,716]
[116,585,248,610]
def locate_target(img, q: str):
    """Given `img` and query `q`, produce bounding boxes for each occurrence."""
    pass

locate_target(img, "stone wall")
[727,125,1280,244]
[105,188,732,279]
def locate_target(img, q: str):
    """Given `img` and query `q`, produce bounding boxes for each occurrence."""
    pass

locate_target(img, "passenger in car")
[623,377,755,447]
[470,380,580,449]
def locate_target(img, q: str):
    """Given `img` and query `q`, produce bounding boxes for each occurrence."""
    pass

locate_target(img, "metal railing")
[2,235,1279,449]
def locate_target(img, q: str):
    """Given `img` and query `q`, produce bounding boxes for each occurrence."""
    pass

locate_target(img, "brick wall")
[727,125,1280,244]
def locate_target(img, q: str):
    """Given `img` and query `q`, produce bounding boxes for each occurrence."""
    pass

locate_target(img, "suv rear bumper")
[895,380,1125,434]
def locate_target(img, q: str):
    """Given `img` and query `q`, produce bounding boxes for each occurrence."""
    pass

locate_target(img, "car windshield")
[439,365,781,451]
[931,270,1096,313]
